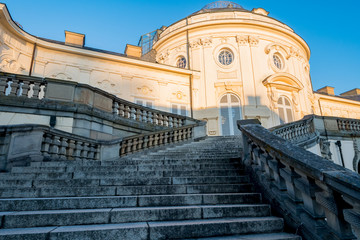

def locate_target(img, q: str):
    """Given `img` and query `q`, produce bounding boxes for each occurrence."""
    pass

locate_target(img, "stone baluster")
[163,116,169,127]
[174,130,179,143]
[8,79,18,96]
[21,80,31,97]
[41,133,52,158]
[158,114,164,126]
[315,185,356,239]
[119,103,125,117]
[147,111,153,124]
[87,144,95,160]
[93,145,100,160]
[112,101,119,115]
[163,132,169,145]
[67,139,76,160]
[148,135,154,148]
[132,138,138,153]
[153,133,159,146]
[38,84,46,99]
[142,110,147,123]
[136,108,142,121]
[49,135,61,158]
[342,195,360,239]
[81,142,90,159]
[120,141,127,156]
[73,141,83,161]
[279,166,303,215]
[159,132,164,146]
[31,82,41,99]
[58,137,68,160]
[137,137,144,151]
[168,117,173,128]
[130,107,136,120]
[126,139,133,155]
[0,78,7,95]
[153,113,159,125]
[124,105,131,119]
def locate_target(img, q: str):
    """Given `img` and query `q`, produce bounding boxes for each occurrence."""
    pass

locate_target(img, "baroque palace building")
[0,1,359,136]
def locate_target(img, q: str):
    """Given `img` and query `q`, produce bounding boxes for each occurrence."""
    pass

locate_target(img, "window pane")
[286,109,293,122]
[172,104,178,114]
[231,106,241,135]
[284,98,291,106]
[279,108,285,124]
[277,97,283,105]
[230,95,239,103]
[146,101,153,108]
[136,100,143,106]
[180,106,186,116]
[220,95,228,103]
[220,106,230,135]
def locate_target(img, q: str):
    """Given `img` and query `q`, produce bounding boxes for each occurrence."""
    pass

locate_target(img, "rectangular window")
[135,98,154,109]
[171,103,187,116]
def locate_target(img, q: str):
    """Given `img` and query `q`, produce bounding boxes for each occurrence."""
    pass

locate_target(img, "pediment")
[263,73,304,91]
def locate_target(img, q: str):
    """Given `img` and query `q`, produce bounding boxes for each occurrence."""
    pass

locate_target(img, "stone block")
[45,82,75,101]
[7,131,43,161]
[93,92,112,112]
[74,86,94,106]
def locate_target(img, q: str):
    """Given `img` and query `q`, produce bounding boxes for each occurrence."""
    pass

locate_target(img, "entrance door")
[219,93,242,136]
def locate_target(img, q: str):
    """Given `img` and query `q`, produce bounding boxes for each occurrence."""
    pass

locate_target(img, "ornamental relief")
[189,37,213,49]
[0,51,26,74]
[235,35,259,46]
[172,91,187,100]
[137,85,154,96]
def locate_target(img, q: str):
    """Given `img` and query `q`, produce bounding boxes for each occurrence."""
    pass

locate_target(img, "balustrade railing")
[270,115,316,144]
[120,124,194,156]
[238,121,360,240]
[337,119,360,132]
[0,72,187,128]
[0,73,46,99]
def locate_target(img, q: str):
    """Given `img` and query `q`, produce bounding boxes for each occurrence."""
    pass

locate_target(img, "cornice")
[0,4,197,76]
[315,92,360,106]
[154,17,310,60]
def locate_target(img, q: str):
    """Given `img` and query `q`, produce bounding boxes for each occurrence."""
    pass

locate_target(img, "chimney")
[65,31,85,47]
[316,86,335,96]
[340,88,360,96]
[125,44,142,58]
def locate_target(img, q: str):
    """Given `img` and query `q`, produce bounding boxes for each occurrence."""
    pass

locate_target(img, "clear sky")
[2,0,359,95]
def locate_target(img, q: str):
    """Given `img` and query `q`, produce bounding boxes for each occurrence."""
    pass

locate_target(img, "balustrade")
[120,125,194,156]
[239,121,360,240]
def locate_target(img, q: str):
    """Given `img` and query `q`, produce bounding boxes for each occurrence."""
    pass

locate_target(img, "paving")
[0,136,301,239]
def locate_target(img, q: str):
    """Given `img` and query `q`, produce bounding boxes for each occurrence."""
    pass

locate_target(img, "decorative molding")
[217,70,237,79]
[319,138,332,160]
[137,85,153,95]
[248,36,259,47]
[264,43,290,59]
[200,37,213,47]
[190,39,202,49]
[0,53,26,74]
[235,35,248,46]
[156,50,170,63]
[172,91,186,100]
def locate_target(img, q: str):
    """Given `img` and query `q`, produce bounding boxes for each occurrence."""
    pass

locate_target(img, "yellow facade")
[0,2,359,135]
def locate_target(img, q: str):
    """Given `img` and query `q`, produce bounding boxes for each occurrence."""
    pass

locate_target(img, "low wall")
[238,120,360,240]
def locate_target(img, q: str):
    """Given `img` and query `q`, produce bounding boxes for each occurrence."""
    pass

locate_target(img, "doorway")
[219,93,242,136]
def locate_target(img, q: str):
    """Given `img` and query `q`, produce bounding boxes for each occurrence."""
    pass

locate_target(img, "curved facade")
[153,4,314,133]
[0,2,360,136]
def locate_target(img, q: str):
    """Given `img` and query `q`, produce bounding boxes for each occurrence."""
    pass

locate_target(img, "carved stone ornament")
[137,86,153,95]
[267,87,279,109]
[235,35,248,45]
[319,138,332,160]
[292,91,300,112]
[190,39,202,49]
[353,139,360,171]
[248,36,259,47]
[200,37,213,47]
[264,43,290,59]
[156,50,170,63]
[0,56,25,73]
[172,91,186,100]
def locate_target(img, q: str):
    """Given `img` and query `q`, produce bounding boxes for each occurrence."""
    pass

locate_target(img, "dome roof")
[201,1,244,10]
[192,1,248,15]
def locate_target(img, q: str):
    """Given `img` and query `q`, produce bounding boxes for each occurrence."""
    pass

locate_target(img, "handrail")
[0,72,194,128]
[238,120,360,240]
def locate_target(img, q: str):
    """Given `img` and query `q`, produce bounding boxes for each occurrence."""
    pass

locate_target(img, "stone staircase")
[0,136,301,239]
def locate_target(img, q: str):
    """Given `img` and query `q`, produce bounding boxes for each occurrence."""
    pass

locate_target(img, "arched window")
[277,96,293,124]
[176,56,186,68]
[219,93,242,135]
[273,54,282,70]
[218,49,233,65]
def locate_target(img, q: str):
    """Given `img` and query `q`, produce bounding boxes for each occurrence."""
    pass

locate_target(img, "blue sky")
[2,0,359,95]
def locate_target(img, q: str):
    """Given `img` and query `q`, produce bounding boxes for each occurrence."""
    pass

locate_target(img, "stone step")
[1,204,270,228]
[0,173,73,180]
[0,176,249,188]
[148,217,284,239]
[0,183,254,198]
[0,217,283,240]
[182,232,301,240]
[0,193,262,211]
[72,169,243,179]
[104,158,240,165]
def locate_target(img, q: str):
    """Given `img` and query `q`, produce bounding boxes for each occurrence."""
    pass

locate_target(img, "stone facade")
[0,2,359,136]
